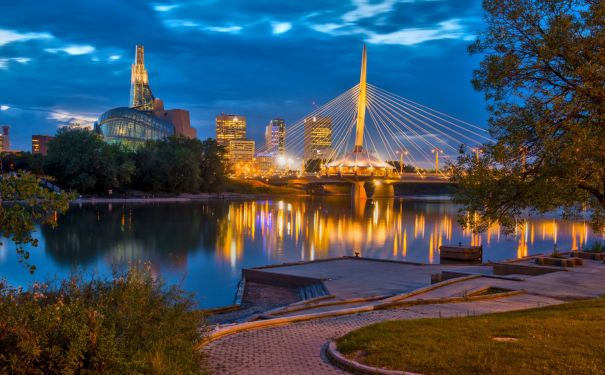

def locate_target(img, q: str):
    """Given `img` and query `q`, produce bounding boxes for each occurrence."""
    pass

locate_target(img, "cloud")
[0,57,32,69]
[48,110,98,129]
[205,25,243,33]
[0,29,52,46]
[109,55,121,60]
[153,4,180,12]
[365,19,468,45]
[271,22,292,34]
[342,0,397,23]
[45,45,96,55]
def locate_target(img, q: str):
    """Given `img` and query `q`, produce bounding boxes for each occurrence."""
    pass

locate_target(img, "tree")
[199,138,226,193]
[0,172,72,273]
[1,152,45,174]
[44,128,135,194]
[452,0,605,233]
[133,137,203,193]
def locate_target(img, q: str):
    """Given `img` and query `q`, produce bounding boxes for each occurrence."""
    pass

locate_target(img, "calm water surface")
[0,198,601,307]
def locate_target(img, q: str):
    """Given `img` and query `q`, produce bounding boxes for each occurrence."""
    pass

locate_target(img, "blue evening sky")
[0,0,488,151]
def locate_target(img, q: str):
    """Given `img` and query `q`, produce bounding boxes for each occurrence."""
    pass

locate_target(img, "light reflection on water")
[0,198,601,307]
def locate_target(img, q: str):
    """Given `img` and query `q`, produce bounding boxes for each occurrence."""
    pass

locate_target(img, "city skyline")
[0,0,487,150]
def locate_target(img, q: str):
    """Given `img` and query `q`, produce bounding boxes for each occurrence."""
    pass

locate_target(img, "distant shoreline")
[71,192,307,204]
[71,193,453,204]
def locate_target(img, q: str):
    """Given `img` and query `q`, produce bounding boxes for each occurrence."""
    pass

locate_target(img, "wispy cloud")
[271,22,292,35]
[48,110,97,128]
[0,29,52,46]
[205,25,243,34]
[366,20,468,45]
[153,4,180,12]
[0,57,32,69]
[45,45,96,55]
[342,0,398,23]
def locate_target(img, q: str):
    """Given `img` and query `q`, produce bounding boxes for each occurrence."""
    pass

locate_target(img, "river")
[0,197,600,307]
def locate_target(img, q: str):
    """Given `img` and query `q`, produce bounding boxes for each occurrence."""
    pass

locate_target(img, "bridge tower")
[324,45,395,200]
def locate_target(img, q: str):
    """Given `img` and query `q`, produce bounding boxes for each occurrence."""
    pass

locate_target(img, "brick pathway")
[203,294,561,374]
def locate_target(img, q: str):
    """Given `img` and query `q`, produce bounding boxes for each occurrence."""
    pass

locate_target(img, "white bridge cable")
[285,87,358,157]
[284,92,353,152]
[285,84,359,139]
[367,91,442,167]
[367,89,460,153]
[368,84,491,142]
[368,88,486,149]
[365,103,404,168]
[366,100,429,171]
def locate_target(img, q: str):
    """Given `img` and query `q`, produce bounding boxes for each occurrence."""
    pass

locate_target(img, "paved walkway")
[204,258,605,374]
[204,294,561,374]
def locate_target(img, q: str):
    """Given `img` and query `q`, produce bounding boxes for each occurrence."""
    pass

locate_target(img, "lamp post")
[397,150,408,175]
[431,148,443,175]
[471,147,482,161]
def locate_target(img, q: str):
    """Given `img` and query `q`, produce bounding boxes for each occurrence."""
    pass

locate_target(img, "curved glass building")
[97,107,174,146]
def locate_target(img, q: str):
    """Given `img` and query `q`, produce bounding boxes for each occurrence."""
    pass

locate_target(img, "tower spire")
[354,44,367,152]
[130,44,155,110]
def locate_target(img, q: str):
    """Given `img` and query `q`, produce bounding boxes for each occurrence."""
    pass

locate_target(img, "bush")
[0,264,206,374]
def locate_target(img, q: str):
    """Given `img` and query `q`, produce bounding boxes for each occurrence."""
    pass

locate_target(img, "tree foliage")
[452,0,605,233]
[44,128,135,194]
[199,138,227,193]
[134,137,203,193]
[43,129,228,195]
[0,172,73,273]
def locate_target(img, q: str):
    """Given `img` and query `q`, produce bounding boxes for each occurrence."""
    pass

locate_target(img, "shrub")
[0,264,206,374]
[584,241,604,253]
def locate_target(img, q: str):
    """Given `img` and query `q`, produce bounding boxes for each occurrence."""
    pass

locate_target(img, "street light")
[396,150,408,175]
[431,147,444,175]
[471,147,482,161]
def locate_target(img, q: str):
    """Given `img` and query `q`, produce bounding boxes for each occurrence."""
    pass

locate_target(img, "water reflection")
[0,198,601,307]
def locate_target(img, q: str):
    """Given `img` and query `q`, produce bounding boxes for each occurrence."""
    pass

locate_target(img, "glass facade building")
[97,107,174,147]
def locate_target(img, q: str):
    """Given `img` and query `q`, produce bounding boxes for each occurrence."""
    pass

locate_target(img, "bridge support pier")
[371,183,395,199]
[351,181,367,201]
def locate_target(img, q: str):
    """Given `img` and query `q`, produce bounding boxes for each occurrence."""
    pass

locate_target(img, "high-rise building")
[32,135,54,155]
[130,44,155,110]
[303,116,332,160]
[265,118,286,156]
[0,125,10,152]
[216,114,246,147]
[227,139,255,164]
[96,45,197,146]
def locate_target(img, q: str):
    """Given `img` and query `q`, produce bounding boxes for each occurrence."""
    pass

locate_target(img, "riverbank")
[202,254,605,374]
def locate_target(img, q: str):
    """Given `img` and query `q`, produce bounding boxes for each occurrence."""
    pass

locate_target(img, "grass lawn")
[337,298,605,374]
[225,178,303,195]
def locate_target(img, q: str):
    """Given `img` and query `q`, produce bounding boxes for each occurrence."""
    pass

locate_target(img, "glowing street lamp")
[471,147,482,161]
[431,147,443,175]
[396,150,408,175]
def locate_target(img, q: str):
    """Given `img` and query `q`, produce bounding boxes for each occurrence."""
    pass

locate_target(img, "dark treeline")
[7,128,227,195]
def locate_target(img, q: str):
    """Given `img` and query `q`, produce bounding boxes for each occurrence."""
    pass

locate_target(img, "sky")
[0,0,489,151]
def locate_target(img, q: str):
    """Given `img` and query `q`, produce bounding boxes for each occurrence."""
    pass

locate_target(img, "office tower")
[32,135,54,155]
[265,118,286,156]
[0,125,10,152]
[216,114,246,148]
[227,139,255,164]
[303,116,332,160]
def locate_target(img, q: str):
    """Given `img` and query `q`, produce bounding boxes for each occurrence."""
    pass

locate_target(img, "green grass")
[224,178,302,195]
[337,298,605,374]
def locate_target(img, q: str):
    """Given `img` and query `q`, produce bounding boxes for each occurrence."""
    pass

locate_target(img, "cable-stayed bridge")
[259,46,490,199]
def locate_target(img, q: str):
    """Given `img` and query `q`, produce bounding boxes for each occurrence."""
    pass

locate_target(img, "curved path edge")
[325,340,420,375]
